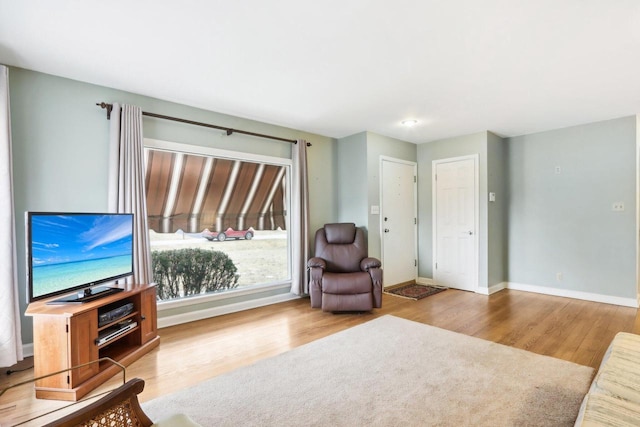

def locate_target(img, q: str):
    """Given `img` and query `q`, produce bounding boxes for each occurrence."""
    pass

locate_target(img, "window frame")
[144,138,293,310]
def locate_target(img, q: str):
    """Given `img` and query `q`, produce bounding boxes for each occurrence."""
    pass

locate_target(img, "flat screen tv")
[26,212,134,304]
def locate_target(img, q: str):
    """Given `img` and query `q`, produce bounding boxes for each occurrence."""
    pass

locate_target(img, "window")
[144,139,291,301]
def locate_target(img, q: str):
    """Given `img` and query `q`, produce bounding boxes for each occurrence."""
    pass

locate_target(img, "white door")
[381,158,417,287]
[433,157,477,291]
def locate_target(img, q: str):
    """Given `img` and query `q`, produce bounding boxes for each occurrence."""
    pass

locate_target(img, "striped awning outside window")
[144,149,287,233]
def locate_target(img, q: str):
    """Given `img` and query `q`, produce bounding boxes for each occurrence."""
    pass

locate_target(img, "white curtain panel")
[108,103,153,284]
[0,65,23,367]
[290,140,310,295]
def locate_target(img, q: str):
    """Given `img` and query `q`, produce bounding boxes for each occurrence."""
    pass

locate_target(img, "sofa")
[575,331,640,426]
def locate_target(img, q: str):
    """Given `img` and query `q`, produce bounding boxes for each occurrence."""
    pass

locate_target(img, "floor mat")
[384,283,446,300]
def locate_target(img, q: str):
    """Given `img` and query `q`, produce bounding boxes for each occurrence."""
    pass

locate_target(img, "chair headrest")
[324,223,357,244]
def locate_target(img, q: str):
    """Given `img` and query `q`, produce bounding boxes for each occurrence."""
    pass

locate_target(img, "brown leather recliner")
[308,223,383,312]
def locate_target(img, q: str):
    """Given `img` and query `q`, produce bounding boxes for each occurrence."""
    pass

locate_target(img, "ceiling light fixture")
[401,119,418,127]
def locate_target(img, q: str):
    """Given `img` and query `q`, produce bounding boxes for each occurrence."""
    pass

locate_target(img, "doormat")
[384,283,447,300]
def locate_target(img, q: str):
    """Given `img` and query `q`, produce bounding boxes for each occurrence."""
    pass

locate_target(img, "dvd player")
[98,302,134,327]
[95,320,137,346]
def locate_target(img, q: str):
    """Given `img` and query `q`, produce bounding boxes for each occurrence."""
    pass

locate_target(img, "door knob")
[467,231,473,235]
[384,229,390,233]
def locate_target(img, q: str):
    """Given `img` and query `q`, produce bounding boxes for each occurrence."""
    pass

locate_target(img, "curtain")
[0,65,23,367]
[108,103,153,284]
[290,140,310,295]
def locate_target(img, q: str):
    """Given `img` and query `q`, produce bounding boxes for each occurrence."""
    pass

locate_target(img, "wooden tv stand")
[25,283,160,401]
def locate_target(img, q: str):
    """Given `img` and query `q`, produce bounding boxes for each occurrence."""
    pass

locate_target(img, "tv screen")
[26,212,134,303]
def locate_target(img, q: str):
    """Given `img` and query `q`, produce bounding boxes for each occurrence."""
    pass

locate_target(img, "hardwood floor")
[1,288,638,425]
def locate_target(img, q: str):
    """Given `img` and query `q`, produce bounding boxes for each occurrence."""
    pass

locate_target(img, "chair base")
[321,292,374,312]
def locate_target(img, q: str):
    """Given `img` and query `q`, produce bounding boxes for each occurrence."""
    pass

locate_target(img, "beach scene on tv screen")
[31,214,133,298]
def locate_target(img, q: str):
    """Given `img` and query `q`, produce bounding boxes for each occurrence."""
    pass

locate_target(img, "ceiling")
[1,1,639,144]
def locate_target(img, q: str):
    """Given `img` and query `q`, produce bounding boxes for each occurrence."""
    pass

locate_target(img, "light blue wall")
[487,132,508,287]
[418,119,636,301]
[417,131,489,287]
[506,116,636,299]
[337,132,368,228]
[9,67,638,345]
[9,67,338,344]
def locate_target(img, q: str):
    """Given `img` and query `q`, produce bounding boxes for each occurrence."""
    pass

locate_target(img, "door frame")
[379,156,418,285]
[636,113,640,306]
[432,154,480,292]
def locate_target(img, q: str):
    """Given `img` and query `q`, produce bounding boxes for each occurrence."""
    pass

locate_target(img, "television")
[26,212,134,304]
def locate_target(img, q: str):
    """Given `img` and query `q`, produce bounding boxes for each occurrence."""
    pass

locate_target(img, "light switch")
[370,205,380,215]
[489,192,496,202]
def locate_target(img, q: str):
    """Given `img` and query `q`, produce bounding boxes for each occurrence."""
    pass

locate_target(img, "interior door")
[433,157,477,291]
[381,158,417,287]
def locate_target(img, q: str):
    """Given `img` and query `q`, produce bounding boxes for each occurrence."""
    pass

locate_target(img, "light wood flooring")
[2,288,639,425]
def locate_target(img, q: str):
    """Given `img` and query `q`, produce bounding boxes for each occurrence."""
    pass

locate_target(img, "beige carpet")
[142,315,594,426]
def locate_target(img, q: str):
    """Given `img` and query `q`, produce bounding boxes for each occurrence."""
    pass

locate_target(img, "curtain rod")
[96,102,311,146]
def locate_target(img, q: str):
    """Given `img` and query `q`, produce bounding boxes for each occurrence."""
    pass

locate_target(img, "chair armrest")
[45,378,153,427]
[307,257,326,269]
[308,257,326,308]
[360,257,381,272]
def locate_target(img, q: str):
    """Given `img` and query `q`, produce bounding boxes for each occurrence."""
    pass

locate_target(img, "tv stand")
[46,286,124,304]
[25,283,159,401]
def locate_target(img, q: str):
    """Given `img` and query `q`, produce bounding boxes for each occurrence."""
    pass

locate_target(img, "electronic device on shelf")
[25,212,134,304]
[95,319,137,346]
[98,302,134,327]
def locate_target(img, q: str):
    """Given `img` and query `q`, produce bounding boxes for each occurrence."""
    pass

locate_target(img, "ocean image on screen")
[31,214,133,298]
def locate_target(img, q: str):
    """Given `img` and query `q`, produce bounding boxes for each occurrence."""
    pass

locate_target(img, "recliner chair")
[308,223,383,312]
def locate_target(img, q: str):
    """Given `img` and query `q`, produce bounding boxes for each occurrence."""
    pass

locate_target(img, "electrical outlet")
[612,202,625,212]
[556,272,563,282]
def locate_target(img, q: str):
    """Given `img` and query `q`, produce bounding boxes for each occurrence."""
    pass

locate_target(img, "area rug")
[142,315,594,426]
[384,283,446,300]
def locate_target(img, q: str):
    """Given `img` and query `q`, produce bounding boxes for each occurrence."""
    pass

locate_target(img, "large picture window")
[144,139,291,301]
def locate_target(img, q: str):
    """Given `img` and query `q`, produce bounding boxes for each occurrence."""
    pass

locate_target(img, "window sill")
[157,281,292,311]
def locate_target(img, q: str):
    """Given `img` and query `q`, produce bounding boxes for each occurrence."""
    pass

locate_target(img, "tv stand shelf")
[97,311,138,333]
[25,283,159,401]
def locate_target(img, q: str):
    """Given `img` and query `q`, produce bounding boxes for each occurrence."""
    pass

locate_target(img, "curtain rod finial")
[97,102,113,120]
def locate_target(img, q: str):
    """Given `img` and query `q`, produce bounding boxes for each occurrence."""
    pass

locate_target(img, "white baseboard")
[417,278,506,295]
[157,293,302,329]
[22,281,635,352]
[414,278,636,308]
[21,342,34,359]
[476,282,507,295]
[506,282,639,308]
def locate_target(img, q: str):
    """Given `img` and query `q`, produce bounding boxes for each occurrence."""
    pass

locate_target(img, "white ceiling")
[1,1,639,144]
